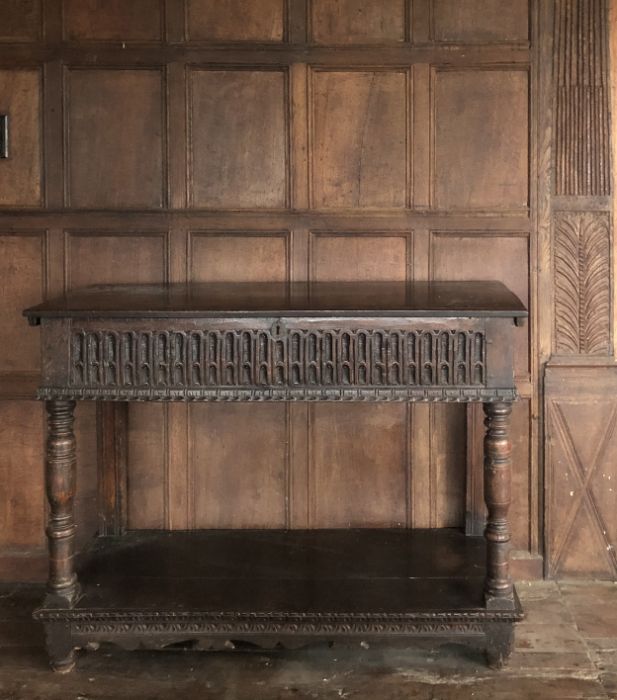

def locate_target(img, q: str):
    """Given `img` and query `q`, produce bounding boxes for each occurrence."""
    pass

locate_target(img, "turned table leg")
[482,401,514,608]
[44,399,79,671]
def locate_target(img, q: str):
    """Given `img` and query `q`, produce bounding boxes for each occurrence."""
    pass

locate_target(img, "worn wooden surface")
[28,286,522,670]
[0,581,615,699]
[34,529,523,671]
[0,0,615,579]
[0,0,538,572]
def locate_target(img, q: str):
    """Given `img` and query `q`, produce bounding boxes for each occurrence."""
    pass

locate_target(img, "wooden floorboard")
[0,581,616,699]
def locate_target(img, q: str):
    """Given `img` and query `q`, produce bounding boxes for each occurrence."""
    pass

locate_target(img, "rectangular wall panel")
[66,69,165,209]
[190,69,288,209]
[431,0,529,44]
[310,0,406,45]
[309,231,411,302]
[0,233,45,373]
[191,404,289,528]
[187,0,285,42]
[0,1,41,42]
[546,367,617,579]
[0,402,44,548]
[0,70,42,206]
[309,403,408,527]
[432,68,528,210]
[62,0,162,41]
[188,231,290,292]
[64,231,168,289]
[310,70,409,208]
[126,403,167,529]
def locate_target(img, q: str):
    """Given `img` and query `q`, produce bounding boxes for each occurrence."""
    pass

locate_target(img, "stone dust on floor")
[0,581,615,699]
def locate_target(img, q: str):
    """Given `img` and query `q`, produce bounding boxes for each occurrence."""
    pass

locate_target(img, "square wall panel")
[310,70,408,208]
[62,0,162,41]
[0,69,42,207]
[432,0,529,44]
[0,1,41,41]
[0,233,45,373]
[190,70,288,208]
[67,69,164,209]
[187,0,285,42]
[429,232,529,377]
[433,68,528,211]
[310,0,406,45]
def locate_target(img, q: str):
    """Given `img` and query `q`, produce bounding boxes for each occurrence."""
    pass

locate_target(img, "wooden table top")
[24,281,527,322]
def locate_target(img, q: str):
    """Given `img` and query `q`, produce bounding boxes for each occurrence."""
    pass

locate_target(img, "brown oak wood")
[62,0,163,42]
[27,281,524,669]
[1,0,613,584]
[0,69,42,207]
[44,399,79,607]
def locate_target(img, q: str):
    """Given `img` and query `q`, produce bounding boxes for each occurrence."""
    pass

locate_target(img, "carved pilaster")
[483,402,514,608]
[551,0,613,358]
[45,399,79,606]
[554,0,611,196]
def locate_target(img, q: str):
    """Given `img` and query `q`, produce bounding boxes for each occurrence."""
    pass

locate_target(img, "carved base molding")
[36,605,523,669]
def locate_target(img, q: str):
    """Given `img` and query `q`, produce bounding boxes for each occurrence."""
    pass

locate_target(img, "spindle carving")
[44,400,79,607]
[483,402,514,609]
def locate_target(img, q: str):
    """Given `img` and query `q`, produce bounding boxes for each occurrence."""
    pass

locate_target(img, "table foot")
[46,623,77,674]
[485,621,515,669]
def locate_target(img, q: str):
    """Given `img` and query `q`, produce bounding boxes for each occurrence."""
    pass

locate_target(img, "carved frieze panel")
[69,327,487,391]
[553,212,611,355]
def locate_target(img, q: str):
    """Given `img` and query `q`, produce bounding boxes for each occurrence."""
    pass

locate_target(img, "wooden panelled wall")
[0,0,608,580]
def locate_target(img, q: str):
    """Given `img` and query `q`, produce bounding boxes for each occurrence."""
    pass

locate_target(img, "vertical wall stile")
[545,0,617,579]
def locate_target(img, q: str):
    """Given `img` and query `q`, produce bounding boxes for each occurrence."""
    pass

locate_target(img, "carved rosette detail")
[554,212,611,355]
[68,328,486,392]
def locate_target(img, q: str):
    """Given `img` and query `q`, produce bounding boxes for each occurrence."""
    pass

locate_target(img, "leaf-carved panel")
[553,212,611,356]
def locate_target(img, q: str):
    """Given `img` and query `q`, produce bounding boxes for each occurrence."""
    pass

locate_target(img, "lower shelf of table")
[34,529,523,653]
